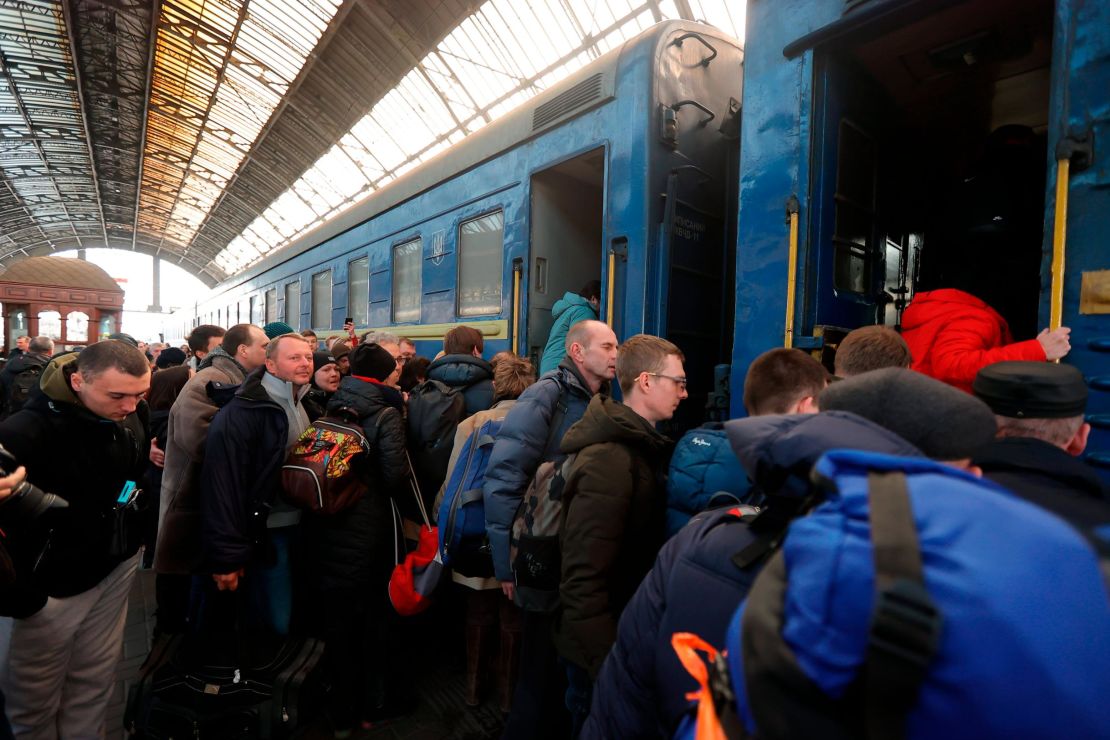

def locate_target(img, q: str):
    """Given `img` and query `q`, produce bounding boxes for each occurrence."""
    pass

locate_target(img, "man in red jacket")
[900,287,1071,392]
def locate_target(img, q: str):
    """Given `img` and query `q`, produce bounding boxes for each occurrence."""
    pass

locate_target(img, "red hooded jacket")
[901,288,1045,393]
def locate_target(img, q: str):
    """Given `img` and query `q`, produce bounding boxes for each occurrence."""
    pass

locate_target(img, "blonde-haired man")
[200,332,313,635]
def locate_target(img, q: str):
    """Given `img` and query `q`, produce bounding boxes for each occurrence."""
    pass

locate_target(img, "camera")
[0,444,67,525]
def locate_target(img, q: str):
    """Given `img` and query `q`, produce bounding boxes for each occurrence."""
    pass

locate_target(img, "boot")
[464,624,487,707]
[497,625,522,714]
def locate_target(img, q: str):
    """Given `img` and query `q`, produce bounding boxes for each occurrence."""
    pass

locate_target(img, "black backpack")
[406,379,466,514]
[1,359,44,419]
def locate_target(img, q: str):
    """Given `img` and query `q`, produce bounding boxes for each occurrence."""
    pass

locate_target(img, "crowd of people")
[0,278,1106,740]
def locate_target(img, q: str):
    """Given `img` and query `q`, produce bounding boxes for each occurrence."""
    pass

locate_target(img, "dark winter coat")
[154,350,247,574]
[484,358,599,581]
[302,386,330,422]
[0,352,149,604]
[553,395,672,678]
[901,288,1045,392]
[426,354,494,416]
[583,412,923,739]
[976,437,1110,534]
[308,376,410,592]
[199,367,290,573]
[0,351,49,419]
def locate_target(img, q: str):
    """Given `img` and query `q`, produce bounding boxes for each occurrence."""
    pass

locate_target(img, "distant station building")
[0,256,125,353]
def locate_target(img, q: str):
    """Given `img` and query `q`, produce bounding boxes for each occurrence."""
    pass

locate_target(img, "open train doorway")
[809,0,1053,352]
[526,148,605,370]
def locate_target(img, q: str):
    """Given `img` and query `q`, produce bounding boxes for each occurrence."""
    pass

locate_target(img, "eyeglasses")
[392,355,405,365]
[645,372,687,390]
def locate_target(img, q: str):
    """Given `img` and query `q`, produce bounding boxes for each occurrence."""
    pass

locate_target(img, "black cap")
[350,343,396,382]
[973,361,1087,419]
[819,367,997,460]
[312,350,337,373]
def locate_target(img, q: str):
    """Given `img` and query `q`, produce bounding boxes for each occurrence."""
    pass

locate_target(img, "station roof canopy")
[0,0,743,288]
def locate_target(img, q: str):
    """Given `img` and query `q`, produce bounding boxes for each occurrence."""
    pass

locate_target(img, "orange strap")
[671,632,730,740]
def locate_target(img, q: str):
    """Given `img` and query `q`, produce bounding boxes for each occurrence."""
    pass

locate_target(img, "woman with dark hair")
[310,343,414,733]
[398,356,430,394]
[303,351,341,421]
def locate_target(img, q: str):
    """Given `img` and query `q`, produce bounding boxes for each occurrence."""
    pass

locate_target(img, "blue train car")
[184,20,743,428]
[733,0,1110,474]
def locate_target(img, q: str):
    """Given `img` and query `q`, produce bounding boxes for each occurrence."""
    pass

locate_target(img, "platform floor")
[109,569,505,739]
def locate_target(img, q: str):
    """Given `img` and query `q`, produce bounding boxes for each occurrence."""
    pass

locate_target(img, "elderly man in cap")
[972,361,1109,531]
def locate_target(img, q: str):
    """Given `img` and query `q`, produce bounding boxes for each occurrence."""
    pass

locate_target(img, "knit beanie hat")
[819,367,997,460]
[350,342,396,382]
[155,347,188,369]
[263,321,295,339]
[312,351,337,373]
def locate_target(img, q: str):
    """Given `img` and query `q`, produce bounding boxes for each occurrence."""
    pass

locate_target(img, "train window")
[458,210,504,317]
[832,120,877,295]
[285,281,300,329]
[265,288,277,324]
[348,257,369,327]
[393,238,422,323]
[311,270,332,329]
[249,295,258,324]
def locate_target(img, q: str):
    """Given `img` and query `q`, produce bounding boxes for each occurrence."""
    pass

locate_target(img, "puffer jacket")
[308,376,410,592]
[539,292,598,375]
[553,395,672,678]
[901,288,1045,392]
[426,353,494,416]
[200,368,289,573]
[154,349,247,574]
[582,412,923,739]
[483,358,599,581]
[0,352,149,604]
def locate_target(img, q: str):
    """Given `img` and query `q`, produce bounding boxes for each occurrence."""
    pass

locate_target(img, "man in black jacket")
[0,339,150,738]
[973,361,1110,533]
[0,336,53,420]
[200,332,313,636]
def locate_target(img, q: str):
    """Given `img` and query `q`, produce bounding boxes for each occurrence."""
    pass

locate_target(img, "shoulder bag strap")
[863,471,943,740]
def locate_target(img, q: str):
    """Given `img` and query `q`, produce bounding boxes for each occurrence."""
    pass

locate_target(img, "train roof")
[209,19,738,296]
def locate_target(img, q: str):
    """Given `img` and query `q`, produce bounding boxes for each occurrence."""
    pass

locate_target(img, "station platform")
[109,569,505,739]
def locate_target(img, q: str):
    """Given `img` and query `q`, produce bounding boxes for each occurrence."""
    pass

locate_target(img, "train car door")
[1048,0,1110,479]
[803,51,895,360]
[526,148,606,370]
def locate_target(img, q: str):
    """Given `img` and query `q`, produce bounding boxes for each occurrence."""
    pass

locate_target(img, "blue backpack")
[437,417,503,574]
[678,449,1110,740]
[666,423,751,536]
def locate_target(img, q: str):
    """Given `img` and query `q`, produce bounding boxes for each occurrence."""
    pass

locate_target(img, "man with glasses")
[551,333,687,736]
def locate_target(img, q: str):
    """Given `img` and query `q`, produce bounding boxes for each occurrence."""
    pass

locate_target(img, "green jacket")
[554,395,672,677]
[539,292,598,375]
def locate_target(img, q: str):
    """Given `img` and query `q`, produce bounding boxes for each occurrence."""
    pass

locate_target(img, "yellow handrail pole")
[1050,156,1069,332]
[784,196,800,348]
[511,259,522,355]
[606,249,617,327]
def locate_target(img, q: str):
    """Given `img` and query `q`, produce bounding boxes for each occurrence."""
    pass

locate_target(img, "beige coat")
[153,353,246,574]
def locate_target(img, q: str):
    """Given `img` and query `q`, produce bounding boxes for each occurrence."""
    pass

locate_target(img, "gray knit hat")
[819,367,997,460]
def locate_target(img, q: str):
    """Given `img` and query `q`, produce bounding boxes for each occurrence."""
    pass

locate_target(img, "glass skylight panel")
[139,0,341,251]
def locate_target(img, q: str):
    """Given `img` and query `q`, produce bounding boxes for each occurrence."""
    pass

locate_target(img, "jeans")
[562,659,593,740]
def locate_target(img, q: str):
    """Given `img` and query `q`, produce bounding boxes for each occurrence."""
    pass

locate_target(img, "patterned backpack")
[282,408,385,515]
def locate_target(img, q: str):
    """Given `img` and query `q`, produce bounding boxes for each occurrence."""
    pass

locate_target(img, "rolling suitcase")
[125,631,325,739]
